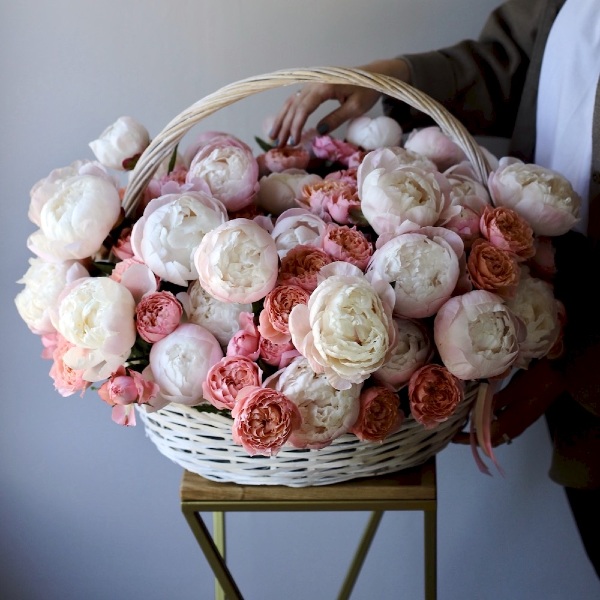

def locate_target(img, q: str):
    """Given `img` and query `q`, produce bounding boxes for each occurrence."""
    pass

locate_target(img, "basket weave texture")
[129,67,492,487]
[137,383,477,487]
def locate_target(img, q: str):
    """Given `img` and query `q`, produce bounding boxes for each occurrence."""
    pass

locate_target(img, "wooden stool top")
[180,458,436,510]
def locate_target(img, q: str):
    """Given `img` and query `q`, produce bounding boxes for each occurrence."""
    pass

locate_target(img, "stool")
[180,457,437,600]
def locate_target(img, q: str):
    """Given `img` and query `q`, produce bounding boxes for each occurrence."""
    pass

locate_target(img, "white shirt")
[535,0,600,234]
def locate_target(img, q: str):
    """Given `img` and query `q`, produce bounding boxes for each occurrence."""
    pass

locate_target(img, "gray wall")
[2,1,599,599]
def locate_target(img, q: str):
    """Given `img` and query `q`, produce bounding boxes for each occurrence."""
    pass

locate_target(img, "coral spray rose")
[231,387,301,456]
[408,364,464,429]
[350,386,404,442]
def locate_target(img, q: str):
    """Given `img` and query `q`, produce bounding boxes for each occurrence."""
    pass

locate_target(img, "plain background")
[2,1,599,599]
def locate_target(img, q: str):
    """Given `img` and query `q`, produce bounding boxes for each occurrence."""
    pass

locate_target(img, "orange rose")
[408,364,464,429]
[349,386,404,442]
[479,205,535,260]
[467,238,520,298]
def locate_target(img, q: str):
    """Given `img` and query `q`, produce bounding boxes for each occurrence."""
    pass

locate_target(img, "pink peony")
[231,386,302,456]
[487,157,580,236]
[98,366,160,426]
[404,126,467,171]
[186,137,259,211]
[202,355,262,411]
[258,285,310,344]
[358,161,451,236]
[270,208,327,258]
[300,178,361,225]
[135,291,183,343]
[48,334,90,397]
[149,323,223,405]
[112,227,135,260]
[349,386,404,442]
[368,229,462,318]
[408,364,464,429]
[110,257,159,303]
[130,191,228,286]
[374,317,432,390]
[226,312,261,360]
[311,135,360,166]
[442,206,482,249]
[433,290,524,380]
[268,356,362,449]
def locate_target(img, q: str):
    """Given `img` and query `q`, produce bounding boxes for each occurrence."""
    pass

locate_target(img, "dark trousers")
[565,485,600,580]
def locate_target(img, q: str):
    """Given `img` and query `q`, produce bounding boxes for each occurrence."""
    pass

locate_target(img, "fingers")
[270,84,334,147]
[269,83,381,148]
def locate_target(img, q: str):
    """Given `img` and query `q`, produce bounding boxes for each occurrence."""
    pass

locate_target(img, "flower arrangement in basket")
[15,68,578,486]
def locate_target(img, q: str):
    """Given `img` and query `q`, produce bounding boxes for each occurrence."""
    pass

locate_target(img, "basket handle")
[122,66,492,217]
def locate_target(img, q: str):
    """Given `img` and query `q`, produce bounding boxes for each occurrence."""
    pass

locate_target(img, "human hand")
[452,357,567,447]
[268,59,411,147]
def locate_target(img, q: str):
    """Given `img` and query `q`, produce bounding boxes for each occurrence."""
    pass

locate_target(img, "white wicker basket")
[125,67,493,487]
[137,382,478,487]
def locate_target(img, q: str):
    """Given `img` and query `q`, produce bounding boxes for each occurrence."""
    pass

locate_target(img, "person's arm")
[270,0,549,146]
[384,0,549,137]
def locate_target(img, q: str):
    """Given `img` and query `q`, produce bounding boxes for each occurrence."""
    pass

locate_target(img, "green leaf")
[167,144,179,174]
[254,136,274,153]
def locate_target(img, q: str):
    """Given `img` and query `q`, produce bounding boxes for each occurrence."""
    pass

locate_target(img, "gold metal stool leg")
[181,507,243,600]
[424,508,437,600]
[337,510,384,600]
[213,512,226,600]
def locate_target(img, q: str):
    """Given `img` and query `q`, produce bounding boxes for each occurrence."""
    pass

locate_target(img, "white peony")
[257,169,322,216]
[50,277,137,382]
[149,323,223,405]
[358,158,450,235]
[270,208,327,258]
[130,191,228,286]
[194,218,279,304]
[89,115,150,171]
[288,261,396,390]
[27,174,122,261]
[15,258,89,334]
[488,157,581,236]
[346,115,403,150]
[505,267,561,369]
[177,280,252,347]
[368,230,462,318]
